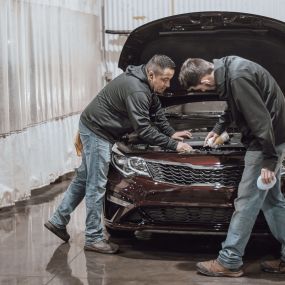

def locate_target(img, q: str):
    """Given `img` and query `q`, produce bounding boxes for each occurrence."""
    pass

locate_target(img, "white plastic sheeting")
[0,0,102,135]
[0,114,81,208]
[0,0,102,208]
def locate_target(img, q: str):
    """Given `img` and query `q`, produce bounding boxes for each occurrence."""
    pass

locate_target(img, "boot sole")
[261,267,285,274]
[197,264,244,277]
[44,222,70,242]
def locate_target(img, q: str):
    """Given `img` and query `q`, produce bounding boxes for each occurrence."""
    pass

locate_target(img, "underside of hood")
[119,12,285,94]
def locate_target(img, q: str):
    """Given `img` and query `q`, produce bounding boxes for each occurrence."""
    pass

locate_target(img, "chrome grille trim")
[146,161,243,187]
[145,158,238,169]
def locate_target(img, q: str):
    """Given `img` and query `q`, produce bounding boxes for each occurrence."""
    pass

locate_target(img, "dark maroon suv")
[104,12,285,235]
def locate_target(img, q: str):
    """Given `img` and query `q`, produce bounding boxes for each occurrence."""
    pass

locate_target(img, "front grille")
[125,206,268,232]
[142,206,233,225]
[146,162,243,187]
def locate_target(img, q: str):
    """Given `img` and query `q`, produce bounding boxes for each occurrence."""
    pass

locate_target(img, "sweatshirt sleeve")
[230,77,278,171]
[125,92,178,150]
[150,95,176,137]
[212,106,231,135]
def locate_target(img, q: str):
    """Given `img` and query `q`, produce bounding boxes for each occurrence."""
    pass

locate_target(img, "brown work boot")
[84,239,119,254]
[196,259,244,277]
[261,259,285,273]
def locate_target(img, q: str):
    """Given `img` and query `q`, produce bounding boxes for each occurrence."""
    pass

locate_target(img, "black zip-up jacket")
[212,56,285,171]
[80,65,178,150]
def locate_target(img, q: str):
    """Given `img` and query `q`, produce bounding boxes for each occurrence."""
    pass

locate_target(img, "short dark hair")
[179,58,213,89]
[146,54,176,75]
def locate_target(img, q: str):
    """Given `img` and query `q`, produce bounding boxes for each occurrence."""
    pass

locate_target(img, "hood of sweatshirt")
[126,64,149,86]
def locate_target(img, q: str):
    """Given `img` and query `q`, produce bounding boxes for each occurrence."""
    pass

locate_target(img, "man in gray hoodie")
[45,54,192,254]
[179,56,285,276]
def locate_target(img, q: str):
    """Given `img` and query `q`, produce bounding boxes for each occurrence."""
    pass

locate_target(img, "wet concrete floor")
[0,176,284,284]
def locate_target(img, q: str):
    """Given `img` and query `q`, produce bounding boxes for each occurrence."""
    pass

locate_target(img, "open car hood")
[119,11,285,96]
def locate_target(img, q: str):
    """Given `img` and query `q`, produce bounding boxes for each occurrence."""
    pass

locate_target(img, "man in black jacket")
[44,55,192,254]
[179,56,285,276]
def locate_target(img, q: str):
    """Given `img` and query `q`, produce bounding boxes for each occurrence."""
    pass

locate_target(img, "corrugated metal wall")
[103,0,173,79]
[104,0,173,30]
[0,0,101,208]
[103,0,285,79]
[174,0,285,21]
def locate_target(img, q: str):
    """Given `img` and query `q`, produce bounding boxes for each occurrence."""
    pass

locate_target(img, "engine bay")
[117,129,245,155]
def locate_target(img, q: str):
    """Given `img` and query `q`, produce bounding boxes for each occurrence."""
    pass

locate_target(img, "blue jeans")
[50,120,112,245]
[218,143,285,269]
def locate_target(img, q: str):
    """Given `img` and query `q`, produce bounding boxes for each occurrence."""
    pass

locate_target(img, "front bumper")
[104,166,270,234]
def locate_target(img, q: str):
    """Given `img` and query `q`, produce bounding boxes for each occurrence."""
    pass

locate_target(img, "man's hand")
[171,130,192,141]
[176,142,193,153]
[261,168,276,184]
[204,131,219,147]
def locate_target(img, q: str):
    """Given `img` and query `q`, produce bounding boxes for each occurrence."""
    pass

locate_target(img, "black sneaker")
[44,221,70,242]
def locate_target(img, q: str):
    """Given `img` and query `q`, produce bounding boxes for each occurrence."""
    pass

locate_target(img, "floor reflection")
[0,177,283,285]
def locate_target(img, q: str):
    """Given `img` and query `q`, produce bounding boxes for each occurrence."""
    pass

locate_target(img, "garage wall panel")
[0,0,102,135]
[174,0,285,22]
[103,0,173,79]
[104,0,173,30]
[0,0,101,208]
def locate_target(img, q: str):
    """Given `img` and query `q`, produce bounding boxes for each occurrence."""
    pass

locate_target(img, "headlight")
[112,154,150,177]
